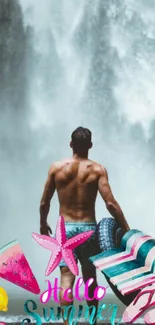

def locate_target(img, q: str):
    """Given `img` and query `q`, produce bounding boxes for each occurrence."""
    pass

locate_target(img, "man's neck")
[73,152,88,159]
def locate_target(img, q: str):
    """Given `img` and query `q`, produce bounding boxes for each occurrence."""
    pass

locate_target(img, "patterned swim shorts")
[58,221,100,269]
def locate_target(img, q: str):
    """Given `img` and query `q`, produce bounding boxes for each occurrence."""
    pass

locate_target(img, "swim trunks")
[59,221,100,269]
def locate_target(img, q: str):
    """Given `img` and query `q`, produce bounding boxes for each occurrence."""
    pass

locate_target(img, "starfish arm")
[56,216,67,246]
[32,233,58,251]
[64,230,94,250]
[45,248,62,276]
[62,248,79,276]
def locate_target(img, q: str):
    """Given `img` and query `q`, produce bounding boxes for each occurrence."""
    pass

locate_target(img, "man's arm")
[98,166,130,234]
[40,164,56,235]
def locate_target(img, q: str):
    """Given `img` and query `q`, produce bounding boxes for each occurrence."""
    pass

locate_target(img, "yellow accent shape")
[0,287,8,312]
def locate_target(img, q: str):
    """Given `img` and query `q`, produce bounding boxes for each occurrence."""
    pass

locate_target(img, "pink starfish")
[32,216,94,276]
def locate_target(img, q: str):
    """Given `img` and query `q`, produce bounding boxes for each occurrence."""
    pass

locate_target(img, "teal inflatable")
[96,217,122,251]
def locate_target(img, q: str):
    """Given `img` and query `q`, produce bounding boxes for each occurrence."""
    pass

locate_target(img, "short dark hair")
[71,127,92,154]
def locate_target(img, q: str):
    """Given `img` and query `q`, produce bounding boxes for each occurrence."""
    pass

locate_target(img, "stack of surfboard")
[90,227,155,296]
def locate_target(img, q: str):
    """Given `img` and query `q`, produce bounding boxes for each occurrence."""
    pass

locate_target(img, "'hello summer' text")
[21,277,121,325]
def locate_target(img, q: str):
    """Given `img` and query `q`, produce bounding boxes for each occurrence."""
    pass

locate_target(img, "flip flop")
[144,308,155,324]
[122,284,155,323]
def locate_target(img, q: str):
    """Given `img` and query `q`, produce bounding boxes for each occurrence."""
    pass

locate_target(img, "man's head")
[70,127,92,157]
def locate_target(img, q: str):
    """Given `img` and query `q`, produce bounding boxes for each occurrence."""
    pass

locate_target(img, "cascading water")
[0,0,155,303]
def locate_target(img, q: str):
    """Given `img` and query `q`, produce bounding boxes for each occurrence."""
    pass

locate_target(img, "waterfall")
[0,0,155,294]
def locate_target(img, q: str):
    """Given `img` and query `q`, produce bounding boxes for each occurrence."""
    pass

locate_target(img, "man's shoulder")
[90,160,107,175]
[49,159,72,172]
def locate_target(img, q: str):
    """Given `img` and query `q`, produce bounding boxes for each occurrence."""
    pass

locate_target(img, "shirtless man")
[40,126,130,325]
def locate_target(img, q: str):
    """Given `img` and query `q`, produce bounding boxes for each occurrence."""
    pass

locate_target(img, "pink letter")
[40,279,64,304]
[75,277,85,301]
[94,286,107,300]
[63,288,74,303]
[53,278,63,303]
[40,280,52,304]
[85,278,95,301]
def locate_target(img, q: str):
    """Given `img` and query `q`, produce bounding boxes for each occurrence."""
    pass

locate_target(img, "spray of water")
[0,0,155,296]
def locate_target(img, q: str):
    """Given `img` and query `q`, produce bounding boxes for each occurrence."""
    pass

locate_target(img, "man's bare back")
[54,157,102,222]
[40,156,129,234]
